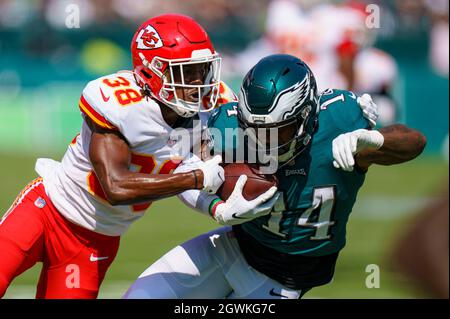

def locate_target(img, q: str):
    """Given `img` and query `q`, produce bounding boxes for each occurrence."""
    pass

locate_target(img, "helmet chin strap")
[163,92,199,118]
[169,104,197,118]
[278,140,297,163]
[277,118,306,163]
[278,133,312,168]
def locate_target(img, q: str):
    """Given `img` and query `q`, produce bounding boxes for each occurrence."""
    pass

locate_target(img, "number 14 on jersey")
[263,186,337,241]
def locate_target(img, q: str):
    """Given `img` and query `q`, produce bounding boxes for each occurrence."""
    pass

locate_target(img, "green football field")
[0,151,447,299]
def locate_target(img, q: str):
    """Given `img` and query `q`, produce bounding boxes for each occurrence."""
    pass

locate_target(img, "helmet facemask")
[238,105,314,167]
[140,51,222,117]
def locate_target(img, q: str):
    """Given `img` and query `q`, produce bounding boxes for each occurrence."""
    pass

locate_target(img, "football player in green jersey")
[124,54,426,299]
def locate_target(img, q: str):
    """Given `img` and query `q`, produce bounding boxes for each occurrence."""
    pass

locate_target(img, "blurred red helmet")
[131,14,222,117]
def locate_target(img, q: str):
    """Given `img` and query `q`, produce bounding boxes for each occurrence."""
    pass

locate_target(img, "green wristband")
[208,198,224,218]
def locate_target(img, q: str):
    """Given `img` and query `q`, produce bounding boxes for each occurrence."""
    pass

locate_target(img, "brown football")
[217,163,278,201]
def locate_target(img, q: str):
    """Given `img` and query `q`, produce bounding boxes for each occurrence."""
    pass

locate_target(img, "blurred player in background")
[124,54,426,299]
[0,14,270,299]
[227,0,399,126]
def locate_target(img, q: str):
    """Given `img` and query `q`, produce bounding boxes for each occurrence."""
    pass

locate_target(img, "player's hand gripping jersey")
[208,89,371,289]
[36,72,236,236]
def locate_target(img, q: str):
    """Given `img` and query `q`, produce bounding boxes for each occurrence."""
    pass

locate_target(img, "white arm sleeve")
[174,153,220,216]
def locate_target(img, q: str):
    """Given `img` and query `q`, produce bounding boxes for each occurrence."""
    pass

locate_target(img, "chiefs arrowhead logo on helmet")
[136,25,163,50]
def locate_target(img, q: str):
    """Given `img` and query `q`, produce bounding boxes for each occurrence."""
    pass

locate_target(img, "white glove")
[197,155,225,194]
[357,94,379,128]
[332,129,384,171]
[213,175,278,225]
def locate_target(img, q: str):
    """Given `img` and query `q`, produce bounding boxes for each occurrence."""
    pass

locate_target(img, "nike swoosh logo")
[99,87,110,102]
[231,213,248,220]
[269,288,289,298]
[89,253,109,262]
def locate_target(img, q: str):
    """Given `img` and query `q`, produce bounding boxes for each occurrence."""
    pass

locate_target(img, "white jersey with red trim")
[36,71,237,236]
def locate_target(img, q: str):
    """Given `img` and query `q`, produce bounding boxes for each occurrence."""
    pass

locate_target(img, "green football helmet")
[237,54,319,165]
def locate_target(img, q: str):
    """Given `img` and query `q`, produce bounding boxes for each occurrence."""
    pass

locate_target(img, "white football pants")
[123,226,304,299]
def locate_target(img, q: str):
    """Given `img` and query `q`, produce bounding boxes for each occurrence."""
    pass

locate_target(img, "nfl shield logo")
[34,197,46,209]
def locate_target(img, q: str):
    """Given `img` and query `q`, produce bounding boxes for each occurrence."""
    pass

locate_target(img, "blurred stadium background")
[0,0,448,298]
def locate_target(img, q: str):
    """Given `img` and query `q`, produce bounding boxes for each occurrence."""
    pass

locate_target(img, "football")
[217,163,278,201]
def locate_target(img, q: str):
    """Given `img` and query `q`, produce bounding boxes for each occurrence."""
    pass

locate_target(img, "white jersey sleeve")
[79,78,121,131]
[80,72,172,147]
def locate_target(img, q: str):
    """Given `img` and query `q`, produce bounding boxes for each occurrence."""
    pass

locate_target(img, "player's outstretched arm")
[355,124,426,170]
[332,124,426,172]
[86,117,224,206]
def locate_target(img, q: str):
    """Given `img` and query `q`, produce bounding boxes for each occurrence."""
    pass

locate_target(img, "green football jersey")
[208,89,371,257]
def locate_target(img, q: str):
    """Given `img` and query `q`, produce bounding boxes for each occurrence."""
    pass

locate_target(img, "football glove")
[332,129,384,171]
[358,94,379,128]
[198,155,225,194]
[212,175,279,225]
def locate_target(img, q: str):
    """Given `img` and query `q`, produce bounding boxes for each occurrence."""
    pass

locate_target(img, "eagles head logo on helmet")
[237,54,319,167]
[131,14,222,118]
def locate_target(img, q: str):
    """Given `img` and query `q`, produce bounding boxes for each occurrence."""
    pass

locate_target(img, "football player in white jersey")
[0,14,275,299]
